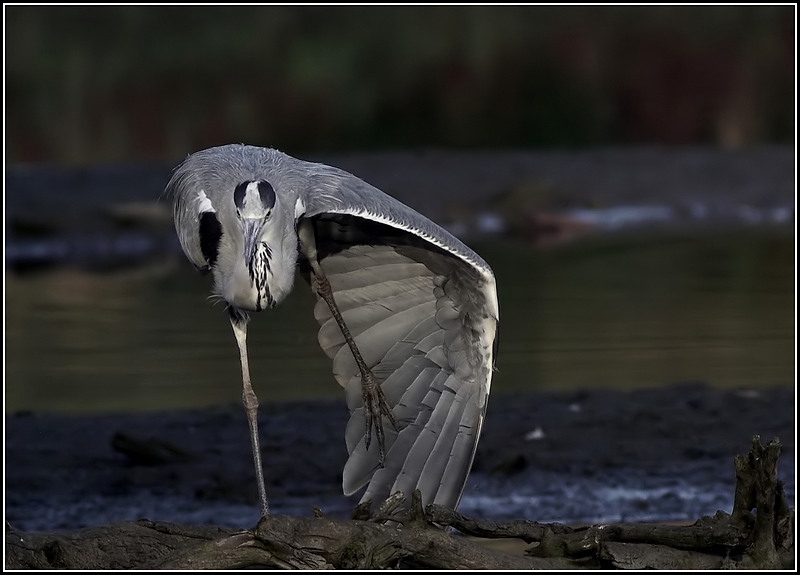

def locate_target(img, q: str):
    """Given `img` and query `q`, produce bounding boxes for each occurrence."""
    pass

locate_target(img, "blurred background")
[4,3,796,533]
[5,5,795,163]
[5,4,795,413]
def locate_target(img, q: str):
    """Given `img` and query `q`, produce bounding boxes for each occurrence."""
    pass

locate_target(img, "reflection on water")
[5,227,794,414]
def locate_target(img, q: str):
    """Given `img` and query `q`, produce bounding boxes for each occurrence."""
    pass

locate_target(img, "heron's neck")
[247,231,298,310]
[215,240,278,313]
[217,222,297,312]
[247,241,275,311]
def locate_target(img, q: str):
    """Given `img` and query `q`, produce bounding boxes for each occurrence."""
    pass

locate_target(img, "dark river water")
[5,225,795,532]
[6,227,794,414]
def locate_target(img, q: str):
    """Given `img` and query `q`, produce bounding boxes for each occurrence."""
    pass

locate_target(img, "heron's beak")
[241,218,264,263]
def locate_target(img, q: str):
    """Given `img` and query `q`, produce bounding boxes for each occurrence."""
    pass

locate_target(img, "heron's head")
[233,180,276,263]
[225,178,296,310]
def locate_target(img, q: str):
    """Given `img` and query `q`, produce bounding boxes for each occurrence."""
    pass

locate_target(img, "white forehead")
[244,182,262,202]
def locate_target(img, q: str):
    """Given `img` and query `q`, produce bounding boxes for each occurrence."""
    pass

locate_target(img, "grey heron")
[166,144,499,519]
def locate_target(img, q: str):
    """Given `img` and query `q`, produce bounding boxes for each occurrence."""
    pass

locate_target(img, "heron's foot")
[361,367,398,467]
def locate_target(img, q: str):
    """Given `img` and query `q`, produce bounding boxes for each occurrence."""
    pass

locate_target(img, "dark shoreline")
[6,381,794,533]
[6,146,794,271]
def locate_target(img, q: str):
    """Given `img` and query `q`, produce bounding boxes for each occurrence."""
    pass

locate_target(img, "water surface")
[5,226,794,414]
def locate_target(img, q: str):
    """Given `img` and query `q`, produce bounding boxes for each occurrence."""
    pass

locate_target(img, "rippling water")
[5,226,794,414]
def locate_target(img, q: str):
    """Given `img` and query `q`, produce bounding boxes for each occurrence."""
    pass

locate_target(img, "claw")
[361,368,398,467]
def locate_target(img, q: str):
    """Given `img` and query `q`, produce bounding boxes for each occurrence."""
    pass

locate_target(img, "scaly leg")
[313,268,398,465]
[298,221,398,465]
[230,310,270,518]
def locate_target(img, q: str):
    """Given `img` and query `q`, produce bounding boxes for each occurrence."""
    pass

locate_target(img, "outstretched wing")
[297,166,499,511]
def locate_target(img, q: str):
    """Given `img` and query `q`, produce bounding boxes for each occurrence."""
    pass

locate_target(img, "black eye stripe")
[258,181,276,209]
[234,180,276,210]
[233,182,248,209]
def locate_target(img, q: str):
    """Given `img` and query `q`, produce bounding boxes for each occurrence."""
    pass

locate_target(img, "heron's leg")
[229,309,270,518]
[297,220,398,466]
[312,267,398,465]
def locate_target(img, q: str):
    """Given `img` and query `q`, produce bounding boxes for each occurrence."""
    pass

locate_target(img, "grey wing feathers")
[297,161,496,284]
[307,231,498,511]
[295,160,498,510]
[313,243,496,510]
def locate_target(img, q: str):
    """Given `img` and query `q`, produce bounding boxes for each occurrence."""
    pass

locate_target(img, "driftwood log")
[6,436,793,570]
